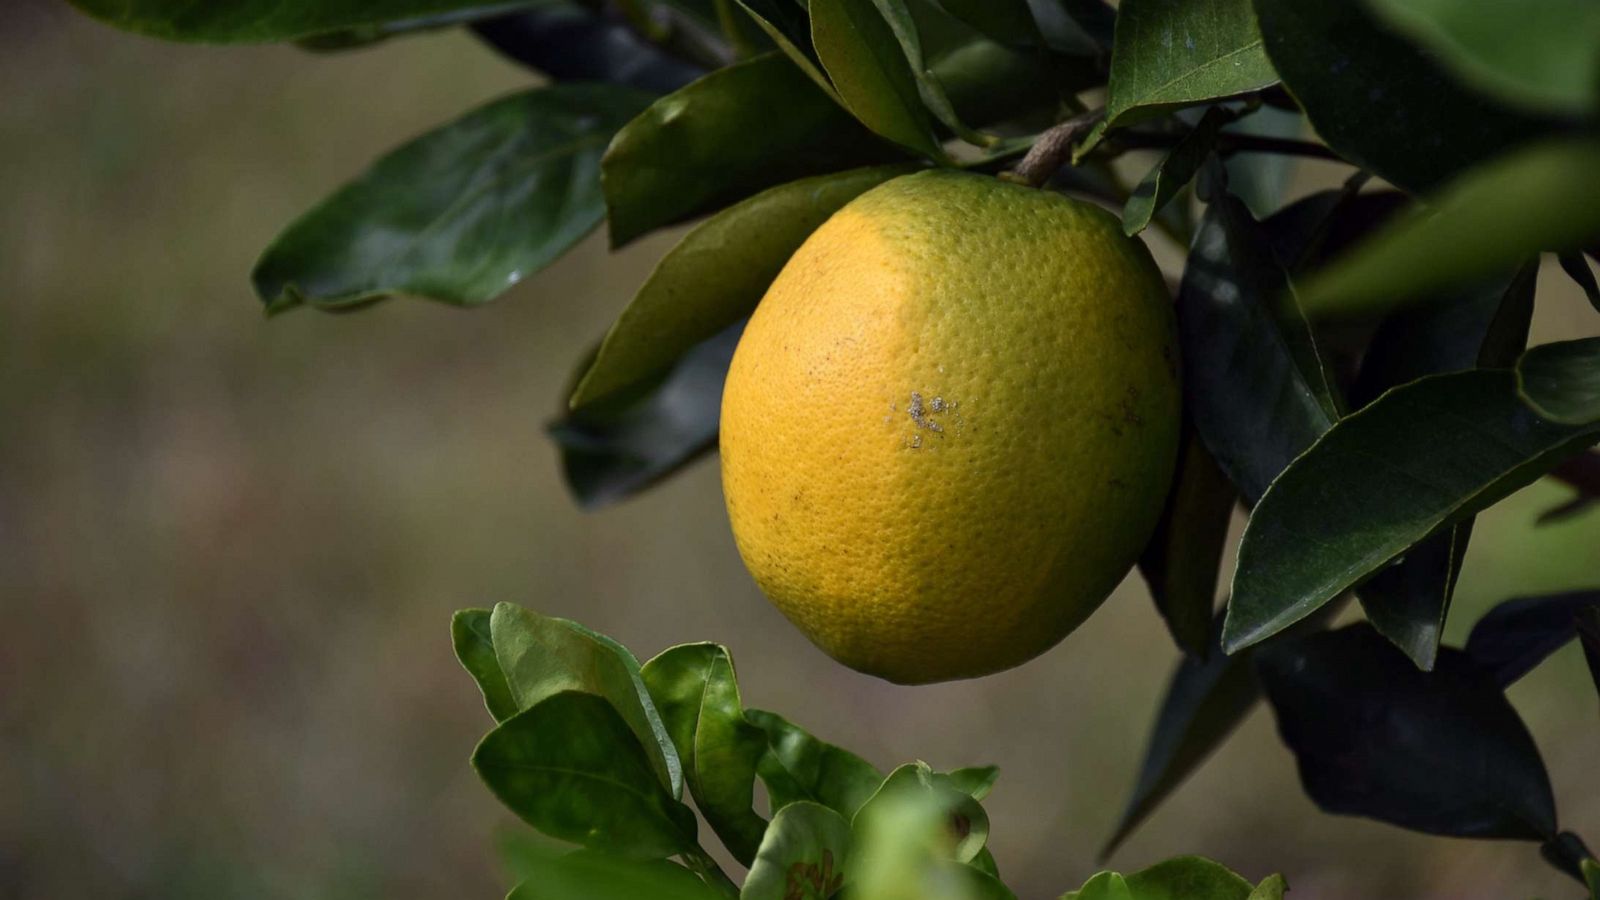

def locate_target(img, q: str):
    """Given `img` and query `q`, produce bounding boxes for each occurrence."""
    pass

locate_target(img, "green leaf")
[490,603,683,797]
[470,5,708,94]
[734,0,842,97]
[1123,856,1254,900]
[939,766,1000,801]
[452,608,519,722]
[1518,337,1600,425]
[252,84,649,313]
[1464,590,1600,687]
[851,788,1015,900]
[1364,0,1600,115]
[1246,874,1288,900]
[1253,0,1554,193]
[1257,625,1557,841]
[640,644,769,866]
[1224,370,1600,653]
[811,0,947,159]
[550,324,737,509]
[503,847,719,900]
[932,0,1041,46]
[473,691,701,858]
[601,53,899,246]
[572,164,914,408]
[1137,427,1235,658]
[296,3,554,51]
[1099,0,1279,132]
[745,709,883,819]
[855,763,990,866]
[1583,856,1600,900]
[67,0,550,42]
[1065,871,1134,900]
[1222,106,1303,219]
[1557,252,1600,314]
[1299,141,1600,319]
[1123,108,1233,236]
[740,801,852,900]
[862,0,999,148]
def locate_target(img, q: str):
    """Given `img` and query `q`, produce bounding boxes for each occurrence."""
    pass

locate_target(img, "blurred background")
[2,2,1597,897]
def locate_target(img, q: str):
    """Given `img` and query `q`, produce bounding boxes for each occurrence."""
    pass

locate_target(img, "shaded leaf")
[69,0,548,42]
[550,322,739,509]
[734,0,841,96]
[1124,108,1233,237]
[745,709,883,819]
[1463,590,1600,688]
[452,608,519,722]
[471,5,708,94]
[1030,0,1116,54]
[1518,337,1600,425]
[640,644,769,866]
[503,847,718,900]
[1254,0,1553,193]
[1222,106,1303,219]
[253,84,649,313]
[740,801,852,900]
[1365,0,1600,115]
[572,164,913,408]
[1543,451,1600,524]
[297,3,553,51]
[855,763,990,865]
[1224,370,1600,653]
[473,692,701,858]
[1298,141,1600,319]
[932,0,1040,47]
[811,0,946,159]
[490,603,682,796]
[1256,624,1557,841]
[1558,252,1600,314]
[1137,425,1235,657]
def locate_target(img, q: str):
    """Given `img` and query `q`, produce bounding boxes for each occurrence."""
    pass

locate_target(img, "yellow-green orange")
[720,170,1180,684]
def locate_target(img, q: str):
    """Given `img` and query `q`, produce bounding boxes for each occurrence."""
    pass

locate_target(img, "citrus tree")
[65,0,1600,897]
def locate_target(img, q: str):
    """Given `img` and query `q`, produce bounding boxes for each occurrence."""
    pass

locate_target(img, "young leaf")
[490,603,683,797]
[1463,590,1600,688]
[1246,873,1288,900]
[1253,0,1553,194]
[741,801,853,900]
[1123,856,1255,900]
[572,165,914,408]
[1096,0,1278,136]
[640,644,769,866]
[1064,871,1133,900]
[503,847,719,900]
[1517,337,1600,425]
[810,0,947,159]
[1224,370,1600,653]
[745,709,884,819]
[854,763,990,865]
[1123,108,1233,237]
[252,84,651,313]
[550,323,739,509]
[1557,252,1600,313]
[1364,0,1600,115]
[471,5,708,94]
[1137,426,1235,658]
[1256,625,1558,841]
[452,608,519,722]
[69,0,551,42]
[1298,141,1600,319]
[473,691,702,858]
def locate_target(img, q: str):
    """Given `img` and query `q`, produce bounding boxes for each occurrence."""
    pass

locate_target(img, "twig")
[1003,107,1104,188]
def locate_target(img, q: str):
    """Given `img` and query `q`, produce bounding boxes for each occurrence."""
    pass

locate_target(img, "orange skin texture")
[720,170,1180,684]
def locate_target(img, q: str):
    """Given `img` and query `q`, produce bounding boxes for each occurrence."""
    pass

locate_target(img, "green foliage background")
[1,1,1597,897]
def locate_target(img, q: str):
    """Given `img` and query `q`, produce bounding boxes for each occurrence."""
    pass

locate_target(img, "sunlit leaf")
[452,608,519,722]
[741,801,852,900]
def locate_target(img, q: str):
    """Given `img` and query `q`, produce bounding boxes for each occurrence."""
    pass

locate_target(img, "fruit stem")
[1005,107,1105,188]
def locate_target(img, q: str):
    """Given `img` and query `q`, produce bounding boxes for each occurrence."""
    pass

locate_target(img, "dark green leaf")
[452,608,519,722]
[735,0,841,96]
[1254,0,1553,193]
[1264,185,1406,277]
[550,323,739,509]
[503,847,718,900]
[1225,370,1600,652]
[601,53,899,246]
[1137,427,1235,657]
[1030,0,1116,54]
[490,603,682,796]
[745,709,883,819]
[1463,590,1600,688]
[1558,252,1600,314]
[1544,451,1600,524]
[740,801,852,900]
[855,763,990,865]
[1299,141,1600,319]
[1246,874,1288,900]
[640,644,769,866]
[1124,108,1233,237]
[862,0,996,148]
[811,0,947,159]
[1518,337,1600,425]
[1123,856,1254,900]
[1098,0,1278,133]
[253,84,649,313]
[1222,106,1303,219]
[1256,624,1557,841]
[1365,0,1600,115]
[471,5,708,94]
[69,0,548,42]
[572,165,913,408]
[296,3,551,51]
[932,0,1040,46]
[473,692,701,858]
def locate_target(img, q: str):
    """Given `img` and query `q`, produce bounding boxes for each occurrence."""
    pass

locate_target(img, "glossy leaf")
[551,323,739,509]
[572,165,913,408]
[1558,252,1600,314]
[68,0,551,42]
[1254,0,1552,193]
[811,0,946,159]
[253,85,648,313]
[740,801,852,900]
[452,608,519,722]
[1518,338,1600,425]
[473,692,701,858]
[1256,624,1557,841]
[1099,0,1278,131]
[1299,141,1600,318]
[1225,370,1600,653]
[471,5,707,94]
[503,847,718,900]
[1463,590,1600,688]
[1137,426,1235,657]
[932,0,1040,46]
[855,763,990,865]
[745,709,883,819]
[640,644,769,866]
[1124,108,1232,237]
[490,603,682,796]
[1365,0,1600,115]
